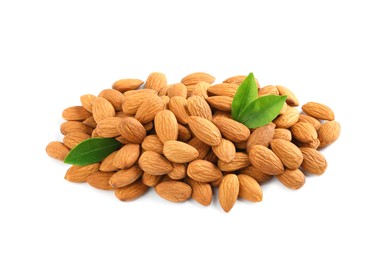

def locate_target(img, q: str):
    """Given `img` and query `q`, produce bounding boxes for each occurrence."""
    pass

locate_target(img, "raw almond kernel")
[155,181,192,202]
[167,83,187,98]
[65,163,100,183]
[168,163,187,180]
[206,96,233,112]
[246,123,276,152]
[163,141,199,163]
[98,89,124,111]
[299,138,320,149]
[135,94,164,123]
[141,135,164,154]
[276,85,299,106]
[186,177,212,206]
[273,128,292,141]
[187,116,222,146]
[237,174,263,202]
[142,172,162,187]
[92,97,116,123]
[204,150,219,164]
[158,84,171,96]
[302,102,335,121]
[212,138,236,163]
[63,131,90,149]
[213,117,250,143]
[169,96,190,124]
[223,75,260,87]
[181,72,215,85]
[113,144,140,169]
[187,159,223,182]
[80,94,96,112]
[87,171,115,190]
[300,147,327,175]
[258,85,279,96]
[219,174,239,212]
[178,124,191,141]
[318,121,341,148]
[117,117,146,144]
[207,83,238,97]
[122,91,156,115]
[46,141,70,160]
[291,122,318,143]
[188,137,211,159]
[276,168,305,190]
[115,180,148,201]
[191,82,211,98]
[109,165,143,188]
[154,110,178,143]
[187,96,213,121]
[138,151,172,175]
[270,139,303,170]
[273,107,299,128]
[124,88,157,97]
[145,72,167,92]
[112,78,144,92]
[299,114,321,130]
[83,116,97,128]
[218,152,250,172]
[95,117,122,138]
[100,151,119,172]
[62,106,92,121]
[239,166,273,184]
[249,145,284,175]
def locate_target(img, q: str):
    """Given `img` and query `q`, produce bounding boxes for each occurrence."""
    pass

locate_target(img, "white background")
[1,0,387,259]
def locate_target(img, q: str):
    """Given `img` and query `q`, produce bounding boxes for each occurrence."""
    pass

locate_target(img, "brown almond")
[154,110,178,143]
[112,78,144,92]
[98,89,124,111]
[109,165,143,188]
[83,116,97,128]
[122,91,156,115]
[60,121,93,135]
[177,124,191,141]
[117,117,146,144]
[246,123,275,152]
[155,181,192,202]
[158,84,171,96]
[239,166,273,184]
[318,121,341,148]
[181,72,215,85]
[191,82,210,98]
[62,106,92,121]
[142,172,162,187]
[63,131,90,149]
[187,159,222,182]
[145,72,167,92]
[234,141,247,150]
[206,96,233,112]
[276,85,299,106]
[46,141,70,160]
[113,144,140,169]
[188,137,211,159]
[163,141,199,163]
[237,174,263,202]
[273,128,292,141]
[187,116,222,146]
[100,151,119,172]
[95,117,122,138]
[249,145,284,175]
[218,152,250,171]
[223,75,259,87]
[143,121,154,131]
[302,102,335,120]
[169,96,190,124]
[87,171,115,190]
[92,97,116,123]
[299,114,321,130]
[65,163,100,183]
[135,94,164,123]
[186,178,212,206]
[167,83,187,98]
[138,151,172,175]
[291,122,317,143]
[213,117,250,143]
[141,135,164,154]
[218,174,239,212]
[80,94,96,112]
[270,139,303,169]
[168,163,187,180]
[115,180,148,201]
[187,96,212,120]
[258,85,279,96]
[273,107,299,128]
[207,83,238,97]
[212,138,236,163]
[276,168,305,189]
[204,150,219,164]
[299,138,320,149]
[300,147,327,175]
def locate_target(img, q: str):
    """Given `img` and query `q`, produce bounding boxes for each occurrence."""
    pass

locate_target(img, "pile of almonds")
[46,72,340,212]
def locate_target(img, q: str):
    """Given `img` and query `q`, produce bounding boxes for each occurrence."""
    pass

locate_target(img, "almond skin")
[237,174,263,202]
[186,177,212,206]
[298,138,321,149]
[135,95,164,123]
[246,123,275,152]
[92,97,116,123]
[300,147,327,175]
[155,181,192,202]
[291,122,318,143]
[62,106,92,121]
[83,116,97,128]
[145,72,167,92]
[273,107,299,128]
[187,96,212,121]
[87,171,115,190]
[99,89,124,111]
[100,151,119,172]
[115,180,148,201]
[113,144,140,169]
[212,117,250,143]
[276,169,305,189]
[207,83,238,97]
[258,85,279,96]
[80,94,97,112]
[95,117,122,138]
[60,121,93,135]
[302,102,335,121]
[181,72,215,85]
[169,96,190,124]
[212,138,236,163]
[109,165,143,188]
[273,128,292,141]
[187,159,223,182]
[142,172,162,187]
[239,166,273,184]
[177,124,191,141]
[270,139,303,170]
[299,114,321,130]
[46,141,70,160]
[141,135,164,154]
[138,151,172,175]
[163,141,199,163]
[249,145,284,175]
[168,163,187,180]
[206,96,233,112]
[63,131,90,149]
[218,152,250,172]
[318,121,341,148]
[219,174,239,212]
[187,116,222,146]
[188,137,211,159]
[154,110,179,143]
[65,163,100,183]
[276,85,299,106]
[112,78,144,92]
[117,117,146,144]
[122,91,156,115]
[167,83,187,98]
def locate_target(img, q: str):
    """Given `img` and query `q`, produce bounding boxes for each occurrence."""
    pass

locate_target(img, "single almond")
[98,89,124,111]
[158,84,171,96]
[298,138,320,149]
[246,123,276,152]
[273,128,292,141]
[112,78,144,92]
[142,172,162,187]
[273,107,299,128]
[187,159,223,182]
[145,72,167,92]
[113,144,140,169]
[80,94,96,112]
[62,106,92,121]
[65,163,100,183]
[63,131,90,149]
[223,75,259,87]
[46,141,70,160]
[212,117,250,143]
[83,116,97,128]
[163,141,199,163]
[302,102,335,120]
[95,117,122,138]
[122,91,156,115]
[154,110,179,143]
[191,82,210,98]
[188,137,211,159]
[100,151,119,172]
[178,124,191,141]
[187,116,222,146]
[169,96,190,124]
[291,122,317,143]
[87,171,115,190]
[155,181,192,202]
[276,85,299,106]
[270,139,303,169]
[239,166,273,183]
[187,96,212,120]
[206,96,233,112]
[92,97,116,123]
[115,180,148,201]
[135,94,164,123]
[249,145,284,175]
[218,152,250,171]
[186,177,212,206]
[300,147,327,175]
[138,151,172,175]
[207,83,238,97]
[258,85,279,96]
[318,121,341,148]
[276,168,305,190]
[117,117,146,144]
[299,114,321,130]
[109,165,143,188]
[212,138,236,163]
[181,72,215,85]
[218,174,239,212]
[168,163,187,180]
[60,121,93,135]
[124,89,157,97]
[167,83,187,98]
[237,174,263,202]
[141,135,164,154]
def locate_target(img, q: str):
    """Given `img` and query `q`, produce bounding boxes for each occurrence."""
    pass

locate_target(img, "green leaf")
[237,95,287,128]
[64,138,122,166]
[231,72,258,120]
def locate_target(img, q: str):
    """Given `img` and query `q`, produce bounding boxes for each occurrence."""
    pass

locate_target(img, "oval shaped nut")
[291,122,318,143]
[188,137,211,159]
[98,89,124,111]
[299,138,320,149]
[87,171,115,190]
[246,123,276,152]
[62,106,92,121]
[60,121,93,135]
[109,165,143,188]
[239,166,273,184]
[92,97,116,123]
[80,94,97,112]
[115,180,148,201]
[273,107,299,128]
[270,139,303,169]
[206,96,233,112]
[135,95,164,123]
[187,96,212,121]
[167,83,187,98]
[154,110,178,143]
[124,89,157,97]
[163,141,199,163]
[46,141,70,161]
[100,151,119,172]
[223,75,260,87]
[178,124,191,141]
[117,117,146,144]
[187,159,223,182]
[237,174,263,202]
[207,83,238,97]
[95,117,122,138]
[186,177,212,206]
[112,78,144,92]
[65,163,100,183]
[187,116,222,146]
[83,116,97,128]
[318,121,341,148]
[181,72,215,85]
[155,181,192,202]
[218,152,250,172]
[168,163,187,180]
[212,117,250,143]
[302,102,335,121]
[276,168,305,190]
[169,96,190,124]
[142,172,162,187]
[249,145,284,175]
[191,82,210,98]
[212,139,236,163]
[299,114,321,130]
[122,91,155,115]
[138,151,172,175]
[145,72,167,92]
[219,174,239,212]
[273,128,292,141]
[300,147,327,175]
[142,135,164,154]
[63,131,91,149]
[258,85,279,96]
[113,144,140,169]
[276,85,299,106]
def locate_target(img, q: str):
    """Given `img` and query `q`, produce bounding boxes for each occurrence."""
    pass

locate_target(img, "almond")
[113,144,140,169]
[92,97,116,123]
[249,145,284,175]
[299,114,321,130]
[87,171,115,190]
[100,151,119,172]
[291,122,317,143]
[98,89,124,111]
[145,72,167,92]
[204,150,219,164]
[302,102,335,120]
[158,84,171,96]
[167,83,187,98]
[163,141,199,163]
[168,163,187,180]
[141,135,164,154]
[169,96,190,124]
[188,137,211,159]
[191,82,210,98]
[46,141,70,160]
[154,110,178,143]
[64,163,100,183]
[237,174,263,202]
[234,141,247,150]
[206,96,233,112]
[63,131,90,149]
[142,172,162,187]
[155,181,192,202]
[270,139,303,169]
[218,174,239,212]
[273,107,299,128]
[115,136,130,145]
[187,96,212,120]
[276,85,299,106]
[124,89,157,97]
[223,75,259,87]
[213,117,250,143]
[177,124,191,141]
[109,165,143,188]
[212,138,236,163]
[112,78,144,92]
[246,123,275,152]
[181,72,215,85]
[95,117,122,138]
[62,106,92,121]
[115,180,148,201]
[187,116,222,146]
[135,94,164,123]
[186,178,212,206]
[258,85,279,96]
[80,94,96,112]
[117,117,146,144]
[276,168,305,189]
[239,166,273,183]
[218,152,250,171]
[122,91,156,115]
[83,116,97,128]
[207,83,238,97]
[138,151,172,175]
[273,128,292,141]
[143,121,154,131]
[187,159,222,182]
[300,147,327,175]
[318,121,341,148]
[299,138,320,149]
